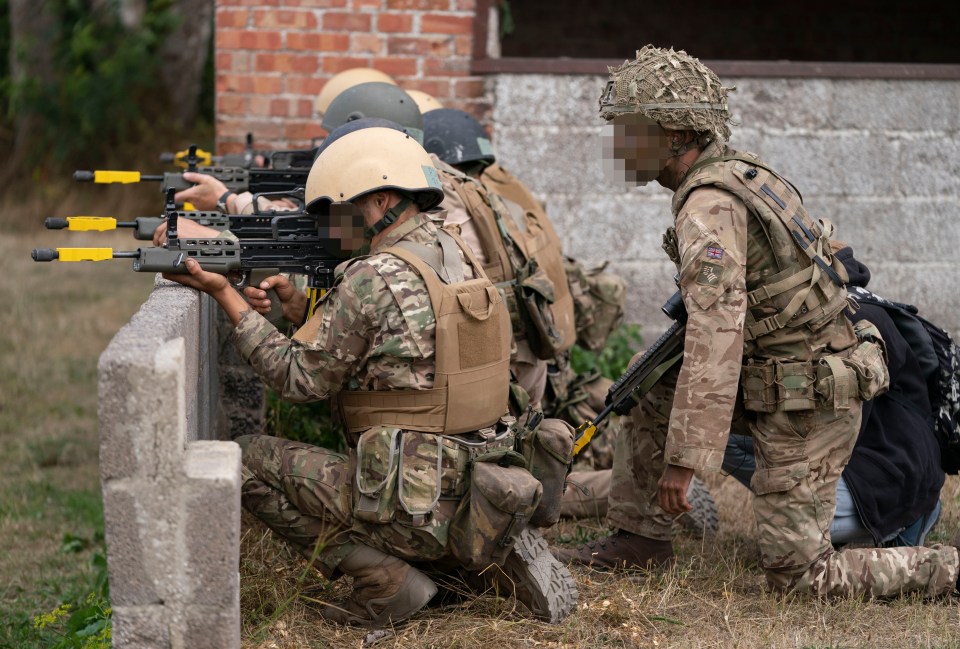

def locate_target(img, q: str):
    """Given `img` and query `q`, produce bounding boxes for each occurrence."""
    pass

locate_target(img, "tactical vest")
[481,163,577,353]
[338,229,512,435]
[673,150,850,343]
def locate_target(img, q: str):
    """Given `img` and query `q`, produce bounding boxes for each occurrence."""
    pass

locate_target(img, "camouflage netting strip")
[601,45,735,143]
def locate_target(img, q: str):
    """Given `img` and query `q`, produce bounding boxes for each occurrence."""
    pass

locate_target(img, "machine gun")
[572,290,687,456]
[32,190,342,318]
[75,145,309,197]
[44,190,308,241]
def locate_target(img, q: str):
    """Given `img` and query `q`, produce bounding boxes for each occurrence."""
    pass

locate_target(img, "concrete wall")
[490,74,960,339]
[98,278,245,649]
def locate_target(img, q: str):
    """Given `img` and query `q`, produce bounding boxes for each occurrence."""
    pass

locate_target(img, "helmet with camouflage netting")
[599,45,734,144]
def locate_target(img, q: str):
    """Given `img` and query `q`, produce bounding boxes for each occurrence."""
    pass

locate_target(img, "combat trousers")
[238,434,457,579]
[606,366,960,598]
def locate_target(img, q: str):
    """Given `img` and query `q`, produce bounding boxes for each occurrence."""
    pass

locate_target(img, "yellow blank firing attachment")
[66,217,118,231]
[173,147,212,168]
[572,422,597,457]
[94,171,142,184]
[57,248,114,262]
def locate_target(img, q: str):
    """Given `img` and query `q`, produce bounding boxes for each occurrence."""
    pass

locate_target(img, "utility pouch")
[396,431,443,527]
[354,427,402,524]
[515,416,574,527]
[515,258,564,360]
[843,320,890,401]
[741,360,818,412]
[448,454,542,570]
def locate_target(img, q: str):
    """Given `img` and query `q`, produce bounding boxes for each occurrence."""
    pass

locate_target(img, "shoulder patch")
[696,262,723,287]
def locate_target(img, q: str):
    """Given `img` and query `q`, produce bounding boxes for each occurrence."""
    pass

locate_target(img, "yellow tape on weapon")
[305,288,328,320]
[94,171,142,184]
[183,202,197,211]
[56,248,114,262]
[173,147,212,168]
[66,217,118,231]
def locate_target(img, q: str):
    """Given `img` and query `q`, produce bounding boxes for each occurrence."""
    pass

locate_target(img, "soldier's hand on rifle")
[153,219,221,246]
[174,172,231,211]
[242,275,308,324]
[657,463,695,516]
[162,259,249,326]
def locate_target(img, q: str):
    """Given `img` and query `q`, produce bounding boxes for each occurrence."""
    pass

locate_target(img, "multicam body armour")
[672,144,851,352]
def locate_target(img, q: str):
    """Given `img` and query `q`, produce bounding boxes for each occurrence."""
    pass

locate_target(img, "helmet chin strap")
[365,195,414,237]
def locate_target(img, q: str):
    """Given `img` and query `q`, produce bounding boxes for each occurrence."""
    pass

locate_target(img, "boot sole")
[493,527,578,624]
[675,475,719,538]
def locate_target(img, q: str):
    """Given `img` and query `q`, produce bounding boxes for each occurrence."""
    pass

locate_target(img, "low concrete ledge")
[98,279,244,649]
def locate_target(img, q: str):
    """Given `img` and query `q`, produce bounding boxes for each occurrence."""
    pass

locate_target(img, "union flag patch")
[706,246,724,260]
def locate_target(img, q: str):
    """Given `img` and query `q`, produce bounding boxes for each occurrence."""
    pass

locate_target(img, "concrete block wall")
[490,74,960,340]
[98,278,244,649]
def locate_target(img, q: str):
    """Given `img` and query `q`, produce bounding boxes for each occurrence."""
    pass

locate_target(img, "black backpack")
[849,286,960,473]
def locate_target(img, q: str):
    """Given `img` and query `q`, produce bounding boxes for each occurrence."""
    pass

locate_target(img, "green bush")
[32,544,111,649]
[264,390,345,452]
[570,323,644,380]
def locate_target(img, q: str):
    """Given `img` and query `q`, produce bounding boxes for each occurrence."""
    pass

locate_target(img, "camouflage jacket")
[231,212,472,402]
[663,142,856,472]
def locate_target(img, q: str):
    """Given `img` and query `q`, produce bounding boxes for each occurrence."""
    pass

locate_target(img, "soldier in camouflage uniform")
[555,45,960,599]
[163,125,577,626]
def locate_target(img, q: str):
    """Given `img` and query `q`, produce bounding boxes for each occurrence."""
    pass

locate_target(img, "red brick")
[322,55,373,73]
[297,99,315,117]
[218,117,284,140]
[216,51,250,74]
[256,52,319,74]
[371,56,418,77]
[376,13,413,33]
[421,14,473,34]
[284,121,327,141]
[286,32,350,51]
[217,94,247,116]
[454,0,475,8]
[453,77,485,98]
[217,30,283,51]
[286,75,327,96]
[282,0,346,5]
[218,0,280,5]
[351,33,385,55]
[253,9,317,29]
[424,57,469,76]
[454,34,473,56]
[400,78,448,98]
[271,99,291,117]
[217,74,285,94]
[217,8,249,28]
[322,12,372,31]
[386,0,447,8]
[353,0,381,7]
[388,36,451,56]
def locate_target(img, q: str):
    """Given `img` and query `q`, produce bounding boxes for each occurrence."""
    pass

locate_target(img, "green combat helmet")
[321,82,424,145]
[599,45,734,144]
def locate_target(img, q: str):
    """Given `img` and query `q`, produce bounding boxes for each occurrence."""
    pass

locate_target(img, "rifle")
[76,145,309,197]
[44,190,308,241]
[160,133,257,169]
[32,190,341,318]
[572,291,687,456]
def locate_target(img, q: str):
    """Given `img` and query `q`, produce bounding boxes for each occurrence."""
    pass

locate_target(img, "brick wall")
[215,0,486,154]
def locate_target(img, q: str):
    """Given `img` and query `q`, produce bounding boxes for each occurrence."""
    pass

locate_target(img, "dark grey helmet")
[321,82,423,144]
[422,108,496,167]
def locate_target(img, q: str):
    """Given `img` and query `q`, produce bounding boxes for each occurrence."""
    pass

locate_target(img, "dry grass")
[239,474,960,649]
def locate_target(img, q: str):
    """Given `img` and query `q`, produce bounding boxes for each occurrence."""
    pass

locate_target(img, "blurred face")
[600,113,671,186]
[319,201,368,258]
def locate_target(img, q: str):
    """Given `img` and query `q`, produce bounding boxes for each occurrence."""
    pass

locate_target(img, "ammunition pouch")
[741,322,889,413]
[509,258,566,360]
[564,257,626,352]
[448,450,542,570]
[515,415,574,527]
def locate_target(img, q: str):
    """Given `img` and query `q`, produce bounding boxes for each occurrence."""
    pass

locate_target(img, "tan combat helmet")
[315,68,397,117]
[599,45,734,144]
[305,127,444,224]
[405,89,444,114]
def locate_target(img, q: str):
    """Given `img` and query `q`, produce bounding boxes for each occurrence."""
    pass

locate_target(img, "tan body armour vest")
[481,163,577,354]
[673,150,850,345]
[338,229,512,435]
